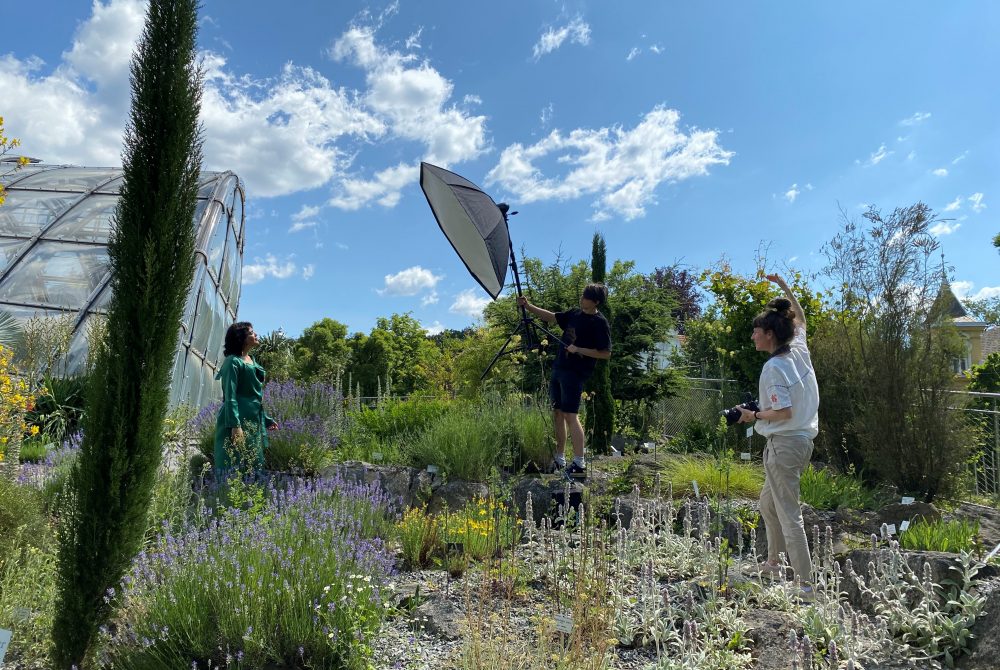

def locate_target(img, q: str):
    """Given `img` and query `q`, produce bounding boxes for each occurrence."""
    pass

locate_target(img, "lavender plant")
[101,475,395,669]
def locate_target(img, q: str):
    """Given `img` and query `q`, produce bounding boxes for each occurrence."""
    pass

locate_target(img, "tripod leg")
[481,323,524,380]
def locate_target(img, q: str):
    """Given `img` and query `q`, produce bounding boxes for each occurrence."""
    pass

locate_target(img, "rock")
[408,598,465,640]
[427,481,490,514]
[512,477,555,525]
[957,579,1000,670]
[745,608,798,670]
[876,501,941,528]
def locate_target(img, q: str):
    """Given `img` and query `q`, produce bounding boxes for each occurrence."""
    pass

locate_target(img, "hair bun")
[768,297,792,313]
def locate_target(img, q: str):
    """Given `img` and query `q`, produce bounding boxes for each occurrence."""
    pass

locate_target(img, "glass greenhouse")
[0,160,245,408]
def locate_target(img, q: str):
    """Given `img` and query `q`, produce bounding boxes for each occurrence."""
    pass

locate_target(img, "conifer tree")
[585,232,614,453]
[53,0,202,664]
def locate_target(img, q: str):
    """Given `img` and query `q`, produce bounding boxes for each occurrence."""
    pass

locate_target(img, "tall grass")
[407,403,509,481]
[664,455,764,498]
[799,465,883,511]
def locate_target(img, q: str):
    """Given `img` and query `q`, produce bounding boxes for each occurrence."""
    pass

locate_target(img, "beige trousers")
[759,434,814,582]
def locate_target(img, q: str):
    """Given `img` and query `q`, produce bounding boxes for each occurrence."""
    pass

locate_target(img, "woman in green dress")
[214,321,278,475]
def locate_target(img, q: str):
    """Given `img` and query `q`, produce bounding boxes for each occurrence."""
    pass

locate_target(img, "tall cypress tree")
[52,0,202,665]
[585,232,614,454]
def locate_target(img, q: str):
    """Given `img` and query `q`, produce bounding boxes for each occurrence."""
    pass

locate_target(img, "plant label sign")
[900,520,910,532]
[371,452,383,462]
[692,480,700,497]
[554,613,574,634]
[746,427,753,439]
[901,496,915,505]
[886,523,897,536]
[987,541,1000,562]
[0,628,11,664]
[740,452,751,461]
[426,464,439,475]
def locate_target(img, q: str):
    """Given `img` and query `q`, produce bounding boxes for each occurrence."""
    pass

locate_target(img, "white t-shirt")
[754,325,820,439]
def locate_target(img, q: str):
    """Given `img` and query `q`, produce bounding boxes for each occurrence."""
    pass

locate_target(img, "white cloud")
[932,168,948,177]
[301,264,315,280]
[421,291,439,306]
[804,183,813,191]
[336,242,349,250]
[540,103,554,127]
[952,281,1000,302]
[532,17,591,60]
[906,150,916,161]
[424,320,445,336]
[899,111,931,126]
[377,265,443,297]
[969,192,986,213]
[486,105,732,221]
[293,204,321,221]
[328,162,416,210]
[242,254,297,284]
[943,196,962,212]
[404,28,423,50]
[289,220,317,233]
[649,45,663,55]
[463,94,482,106]
[626,47,640,61]
[784,183,800,203]
[952,151,969,164]
[929,221,960,236]
[864,143,892,165]
[2,2,483,204]
[450,289,490,318]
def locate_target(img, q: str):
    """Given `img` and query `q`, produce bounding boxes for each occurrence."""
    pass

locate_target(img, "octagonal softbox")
[420,162,509,299]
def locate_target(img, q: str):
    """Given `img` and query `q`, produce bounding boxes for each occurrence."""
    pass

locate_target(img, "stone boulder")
[408,598,465,640]
[957,579,1000,670]
[745,608,798,670]
[512,476,555,525]
[320,461,436,509]
[875,501,941,529]
[427,480,490,514]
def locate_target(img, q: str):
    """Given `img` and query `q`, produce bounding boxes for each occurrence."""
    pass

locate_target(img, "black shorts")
[549,367,587,414]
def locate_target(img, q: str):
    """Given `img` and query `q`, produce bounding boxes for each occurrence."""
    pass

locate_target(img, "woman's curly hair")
[223,321,254,357]
[752,298,795,345]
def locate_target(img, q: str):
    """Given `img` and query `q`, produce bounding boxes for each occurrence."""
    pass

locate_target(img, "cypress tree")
[52,0,202,665]
[585,232,614,454]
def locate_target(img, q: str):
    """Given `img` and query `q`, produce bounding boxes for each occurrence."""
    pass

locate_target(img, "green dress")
[214,355,276,474]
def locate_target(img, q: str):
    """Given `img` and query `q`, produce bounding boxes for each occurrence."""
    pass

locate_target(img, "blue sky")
[2,1,997,336]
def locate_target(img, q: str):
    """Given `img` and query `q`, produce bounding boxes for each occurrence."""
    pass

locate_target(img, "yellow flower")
[30,425,39,436]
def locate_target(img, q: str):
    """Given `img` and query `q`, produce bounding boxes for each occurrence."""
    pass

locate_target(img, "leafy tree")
[52,1,203,665]
[649,265,702,333]
[584,233,614,454]
[821,204,974,500]
[253,328,296,382]
[964,296,1000,325]
[345,313,441,396]
[294,318,350,382]
[682,263,825,388]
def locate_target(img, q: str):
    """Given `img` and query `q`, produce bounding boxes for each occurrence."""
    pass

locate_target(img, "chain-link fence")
[947,390,1000,497]
[654,378,766,458]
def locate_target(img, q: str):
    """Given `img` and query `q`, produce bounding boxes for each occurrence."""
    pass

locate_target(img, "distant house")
[932,277,994,374]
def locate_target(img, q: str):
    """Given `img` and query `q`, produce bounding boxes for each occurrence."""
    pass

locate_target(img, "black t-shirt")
[553,308,612,376]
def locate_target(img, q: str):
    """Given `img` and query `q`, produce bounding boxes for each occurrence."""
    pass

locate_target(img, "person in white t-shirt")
[737,274,820,594]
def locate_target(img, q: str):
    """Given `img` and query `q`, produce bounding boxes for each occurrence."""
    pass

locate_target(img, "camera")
[721,392,759,426]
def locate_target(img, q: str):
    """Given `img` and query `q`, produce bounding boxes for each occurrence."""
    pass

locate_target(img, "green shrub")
[0,529,58,667]
[899,518,980,553]
[799,465,883,511]
[664,455,764,499]
[511,401,554,468]
[669,419,721,454]
[406,402,510,481]
[0,478,48,556]
[17,435,50,463]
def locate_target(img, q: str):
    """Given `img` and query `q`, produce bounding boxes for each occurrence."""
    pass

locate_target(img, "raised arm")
[766,273,806,331]
[516,296,557,324]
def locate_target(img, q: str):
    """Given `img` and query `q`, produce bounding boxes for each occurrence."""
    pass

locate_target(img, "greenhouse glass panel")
[0,191,81,237]
[0,242,108,308]
[168,349,189,406]
[203,204,226,279]
[43,195,119,243]
[190,278,225,357]
[13,167,117,192]
[90,283,111,313]
[93,177,124,194]
[178,265,205,344]
[220,225,240,306]
[0,239,28,273]
[0,164,51,186]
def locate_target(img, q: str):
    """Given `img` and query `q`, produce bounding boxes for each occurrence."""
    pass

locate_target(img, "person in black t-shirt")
[518,283,612,478]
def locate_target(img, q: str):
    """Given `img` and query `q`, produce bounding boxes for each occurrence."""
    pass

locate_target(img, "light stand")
[481,203,562,380]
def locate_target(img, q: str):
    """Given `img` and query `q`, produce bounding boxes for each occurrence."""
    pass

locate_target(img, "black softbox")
[419,162,509,299]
